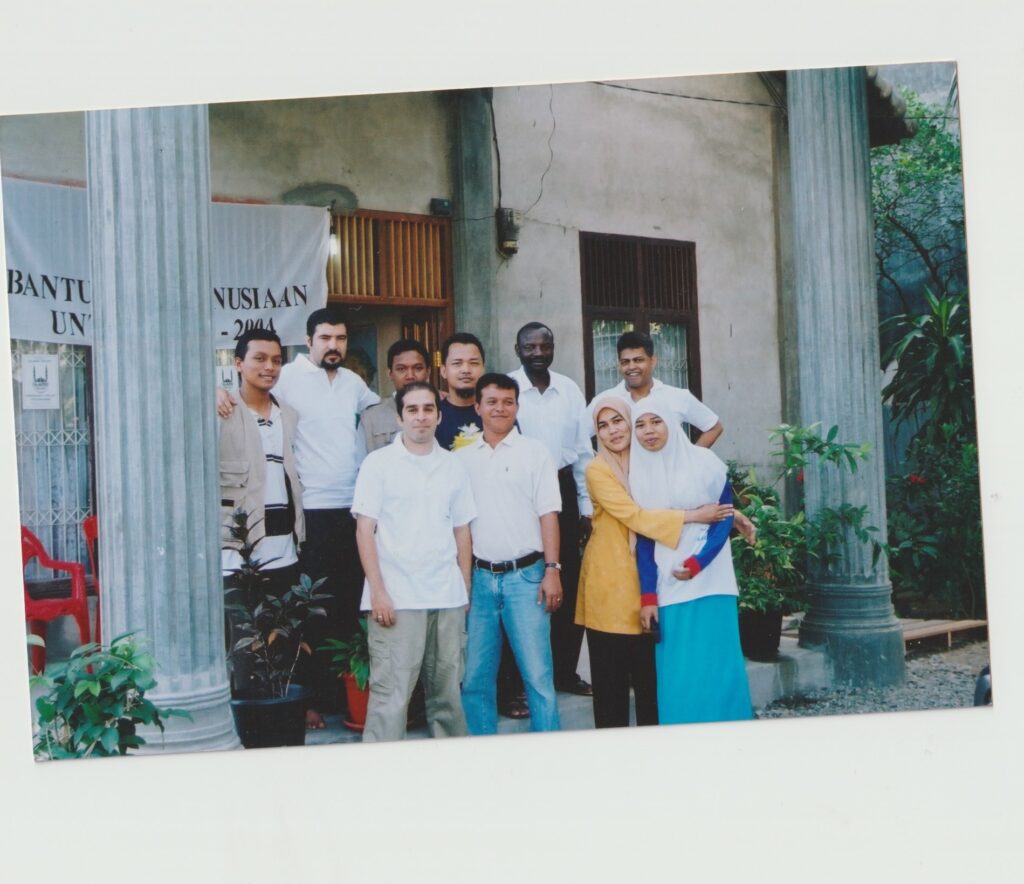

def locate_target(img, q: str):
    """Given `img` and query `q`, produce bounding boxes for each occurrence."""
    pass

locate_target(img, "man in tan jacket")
[219,329,304,600]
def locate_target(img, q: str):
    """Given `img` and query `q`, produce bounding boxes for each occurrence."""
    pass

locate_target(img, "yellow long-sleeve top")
[575,457,686,635]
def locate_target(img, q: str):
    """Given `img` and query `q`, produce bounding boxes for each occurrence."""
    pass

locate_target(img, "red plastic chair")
[22,526,90,673]
[81,515,102,646]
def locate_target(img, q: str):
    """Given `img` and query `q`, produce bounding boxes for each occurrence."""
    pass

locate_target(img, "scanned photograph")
[2,60,985,761]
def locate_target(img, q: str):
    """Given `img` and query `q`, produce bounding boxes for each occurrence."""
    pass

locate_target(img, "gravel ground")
[760,639,990,718]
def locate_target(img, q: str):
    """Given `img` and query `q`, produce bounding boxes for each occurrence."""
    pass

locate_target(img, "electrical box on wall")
[430,198,451,217]
[496,207,521,255]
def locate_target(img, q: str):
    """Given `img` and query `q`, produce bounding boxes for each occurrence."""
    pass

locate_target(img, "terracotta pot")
[341,671,369,731]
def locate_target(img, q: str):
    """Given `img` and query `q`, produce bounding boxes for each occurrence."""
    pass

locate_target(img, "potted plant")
[31,632,189,760]
[225,510,328,748]
[730,423,875,661]
[320,619,370,732]
[728,464,804,660]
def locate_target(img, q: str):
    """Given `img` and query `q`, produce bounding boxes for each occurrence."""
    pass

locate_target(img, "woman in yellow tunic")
[575,395,732,728]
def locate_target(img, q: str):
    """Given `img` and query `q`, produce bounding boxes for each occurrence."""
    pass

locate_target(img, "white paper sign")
[20,353,60,410]
[216,365,238,396]
[3,179,330,348]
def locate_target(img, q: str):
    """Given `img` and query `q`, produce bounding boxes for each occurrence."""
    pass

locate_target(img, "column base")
[138,680,240,755]
[798,583,906,687]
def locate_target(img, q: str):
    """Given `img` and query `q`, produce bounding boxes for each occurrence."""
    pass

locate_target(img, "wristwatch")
[545,561,562,571]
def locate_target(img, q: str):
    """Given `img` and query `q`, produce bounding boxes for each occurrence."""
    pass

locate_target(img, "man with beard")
[436,332,486,451]
[219,305,379,728]
[509,322,594,697]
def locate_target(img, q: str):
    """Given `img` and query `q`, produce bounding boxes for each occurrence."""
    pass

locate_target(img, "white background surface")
[1,2,1021,881]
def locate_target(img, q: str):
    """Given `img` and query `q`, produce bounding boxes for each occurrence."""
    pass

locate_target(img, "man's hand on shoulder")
[216,387,239,419]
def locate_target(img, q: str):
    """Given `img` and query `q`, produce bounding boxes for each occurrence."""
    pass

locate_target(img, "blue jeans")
[462,560,560,734]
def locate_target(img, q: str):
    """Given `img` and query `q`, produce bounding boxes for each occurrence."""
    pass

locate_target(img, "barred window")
[579,231,701,400]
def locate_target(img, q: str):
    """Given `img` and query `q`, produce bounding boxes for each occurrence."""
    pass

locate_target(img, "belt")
[473,550,543,574]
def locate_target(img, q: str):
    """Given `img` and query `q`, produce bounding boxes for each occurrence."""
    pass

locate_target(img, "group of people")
[218,304,756,741]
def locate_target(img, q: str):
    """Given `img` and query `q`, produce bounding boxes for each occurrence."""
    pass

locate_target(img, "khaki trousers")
[363,607,468,742]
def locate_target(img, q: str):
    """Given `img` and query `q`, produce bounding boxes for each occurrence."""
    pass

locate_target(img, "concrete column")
[86,105,239,751]
[451,88,498,364]
[787,68,905,686]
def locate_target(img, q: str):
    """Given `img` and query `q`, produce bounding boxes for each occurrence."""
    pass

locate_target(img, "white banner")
[2,179,91,346]
[2,179,329,348]
[210,202,328,349]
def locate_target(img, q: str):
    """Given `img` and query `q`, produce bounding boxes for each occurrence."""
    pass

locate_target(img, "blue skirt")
[655,595,753,725]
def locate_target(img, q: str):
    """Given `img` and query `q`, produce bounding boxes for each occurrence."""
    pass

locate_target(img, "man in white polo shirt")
[457,372,563,735]
[585,329,723,448]
[352,381,476,741]
[218,305,379,728]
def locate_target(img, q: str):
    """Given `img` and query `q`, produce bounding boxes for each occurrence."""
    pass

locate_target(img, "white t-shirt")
[508,367,594,517]
[455,429,562,562]
[583,378,718,437]
[352,435,476,610]
[273,355,380,509]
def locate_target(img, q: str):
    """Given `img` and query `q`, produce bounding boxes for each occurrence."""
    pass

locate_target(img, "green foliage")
[728,463,805,614]
[869,89,982,619]
[32,632,189,761]
[871,89,966,316]
[769,422,872,479]
[729,423,877,614]
[881,287,974,442]
[319,619,370,691]
[886,425,984,618]
[225,510,328,698]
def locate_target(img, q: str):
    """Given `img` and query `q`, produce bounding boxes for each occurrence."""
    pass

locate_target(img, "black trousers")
[299,508,365,711]
[551,465,584,684]
[586,628,659,728]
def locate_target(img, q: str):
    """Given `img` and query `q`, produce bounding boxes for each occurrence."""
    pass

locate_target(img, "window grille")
[329,210,452,305]
[580,231,701,401]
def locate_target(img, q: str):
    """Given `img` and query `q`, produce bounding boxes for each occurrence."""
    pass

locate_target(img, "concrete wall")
[208,92,451,210]
[488,76,785,473]
[1,76,788,474]
[0,112,85,182]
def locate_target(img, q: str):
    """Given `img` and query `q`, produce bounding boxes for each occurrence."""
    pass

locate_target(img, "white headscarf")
[628,395,738,603]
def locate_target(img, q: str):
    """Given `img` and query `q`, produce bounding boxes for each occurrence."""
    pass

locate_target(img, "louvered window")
[329,210,452,305]
[580,232,701,400]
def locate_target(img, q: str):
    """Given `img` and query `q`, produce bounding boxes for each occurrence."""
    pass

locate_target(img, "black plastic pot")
[738,608,784,662]
[230,684,311,749]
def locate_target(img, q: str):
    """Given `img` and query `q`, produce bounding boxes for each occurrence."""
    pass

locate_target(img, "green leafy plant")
[886,425,984,618]
[728,463,805,614]
[871,89,966,320]
[32,632,189,760]
[730,423,876,614]
[881,287,974,442]
[225,510,329,698]
[320,618,370,691]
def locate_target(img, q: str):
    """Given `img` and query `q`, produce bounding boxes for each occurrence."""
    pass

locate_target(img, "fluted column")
[86,105,239,750]
[788,68,905,686]
[451,88,498,361]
